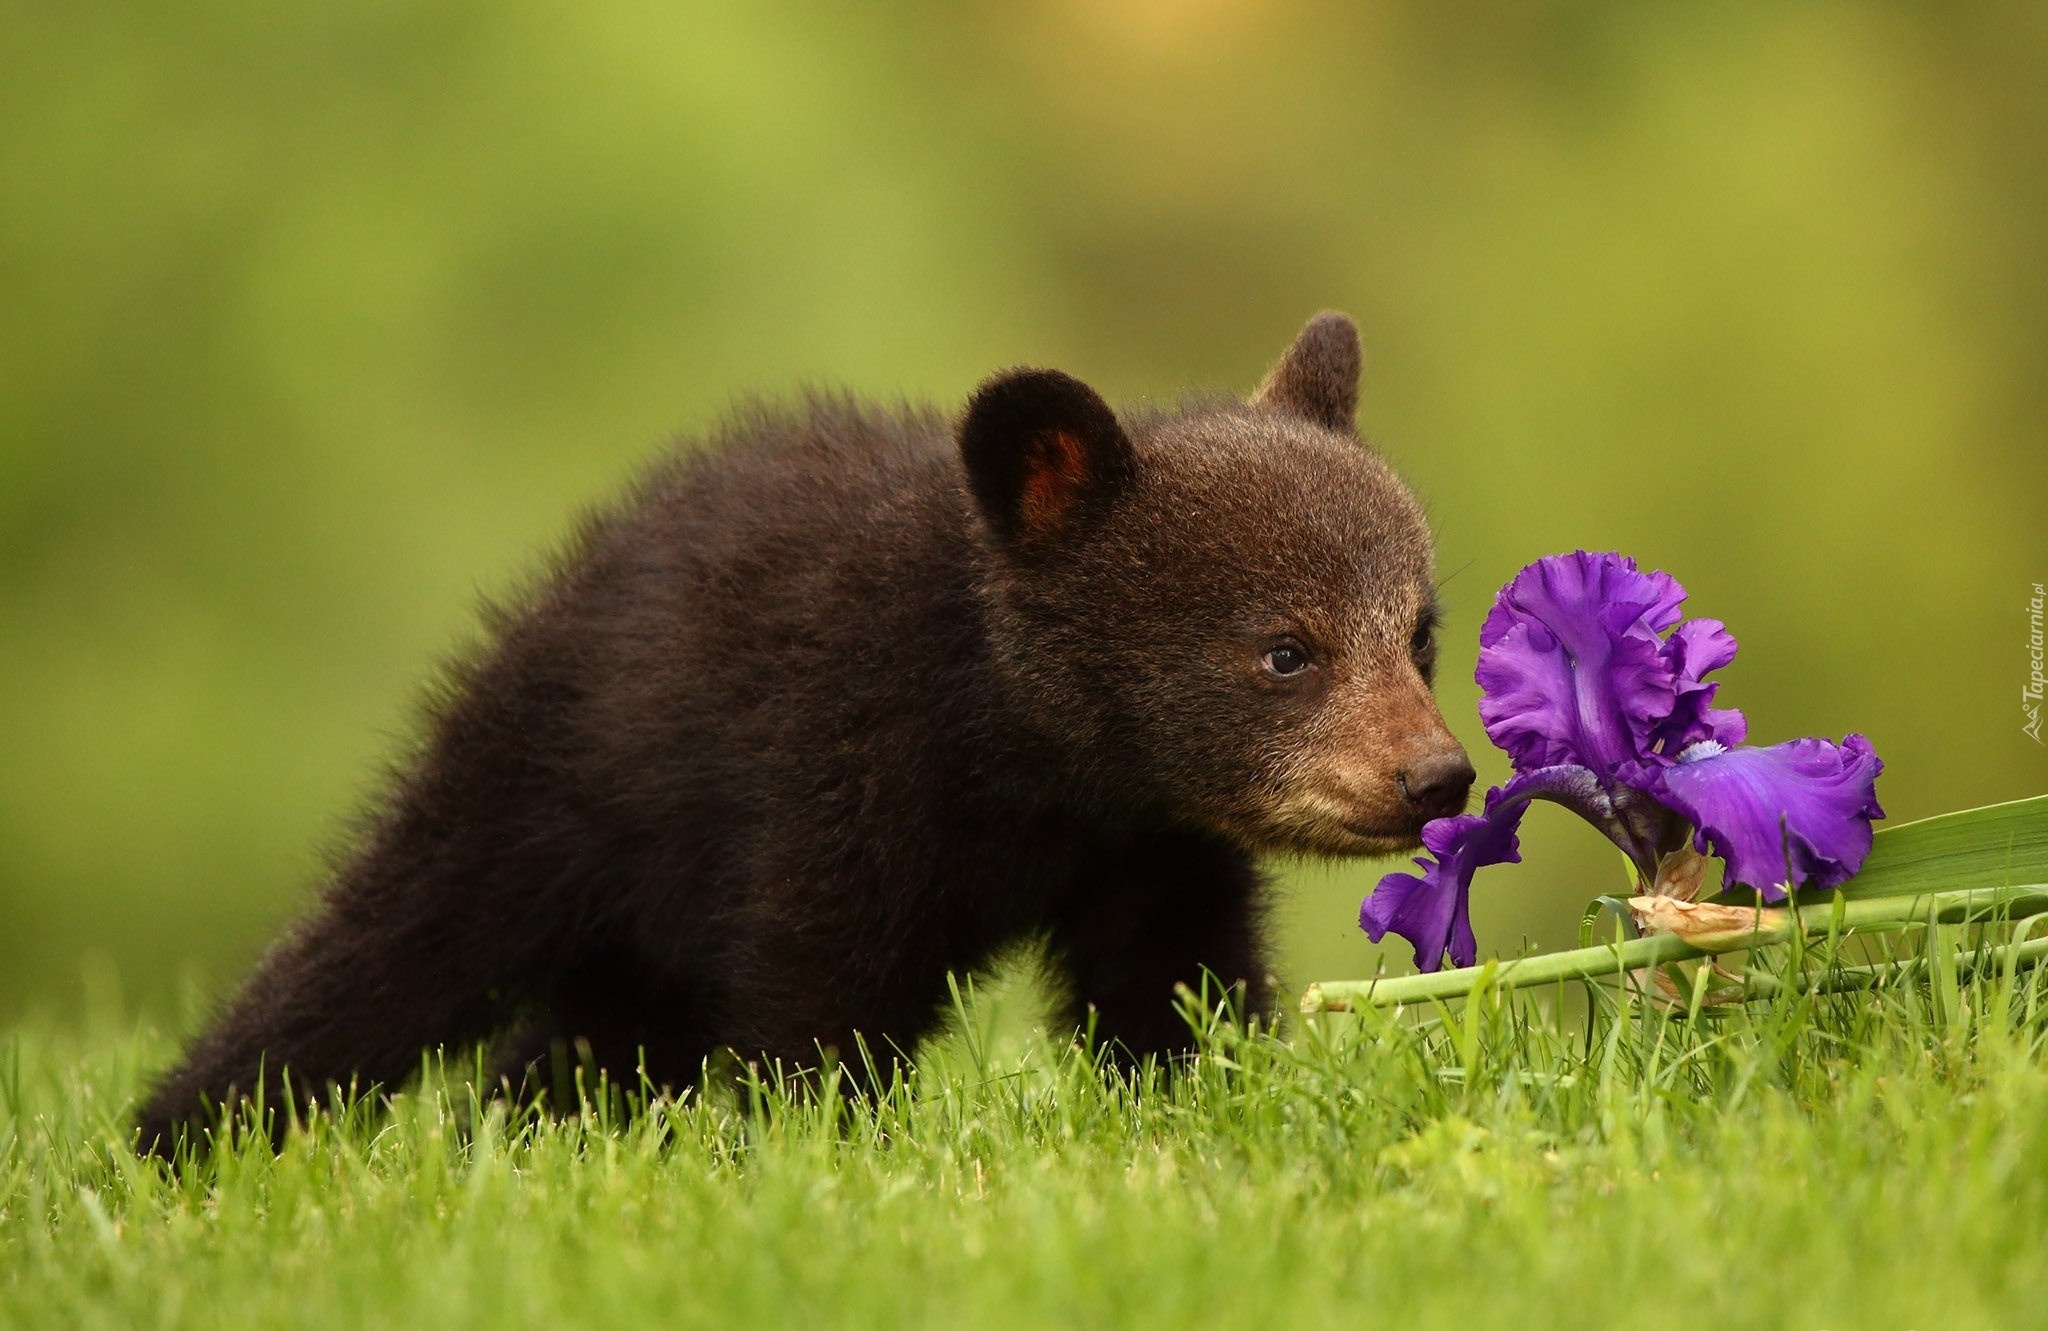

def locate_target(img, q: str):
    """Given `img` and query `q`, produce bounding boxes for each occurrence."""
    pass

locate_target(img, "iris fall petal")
[1627,735,1885,899]
[1362,765,1647,972]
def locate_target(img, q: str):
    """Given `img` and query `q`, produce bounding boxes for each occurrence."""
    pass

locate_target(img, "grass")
[9,958,2048,1331]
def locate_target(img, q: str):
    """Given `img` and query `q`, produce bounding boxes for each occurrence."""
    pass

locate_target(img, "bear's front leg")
[1049,832,1274,1070]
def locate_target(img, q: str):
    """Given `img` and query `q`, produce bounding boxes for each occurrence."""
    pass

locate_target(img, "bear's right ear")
[958,368,1134,547]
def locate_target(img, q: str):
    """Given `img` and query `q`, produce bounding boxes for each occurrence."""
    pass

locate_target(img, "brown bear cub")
[136,312,1474,1155]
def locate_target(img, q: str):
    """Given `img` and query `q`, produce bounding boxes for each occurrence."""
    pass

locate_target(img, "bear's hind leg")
[134,871,554,1157]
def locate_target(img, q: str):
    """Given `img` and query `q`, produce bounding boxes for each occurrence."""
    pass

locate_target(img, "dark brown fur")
[135,312,1472,1155]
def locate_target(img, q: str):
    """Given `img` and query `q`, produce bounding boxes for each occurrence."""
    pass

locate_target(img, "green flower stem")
[1301,883,2048,1013]
[1740,931,2048,1000]
[1301,930,1702,1012]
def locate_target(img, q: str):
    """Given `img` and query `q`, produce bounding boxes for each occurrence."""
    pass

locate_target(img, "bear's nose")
[1398,750,1476,819]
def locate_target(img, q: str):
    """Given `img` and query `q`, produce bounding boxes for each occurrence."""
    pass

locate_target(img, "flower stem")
[1301,931,1701,1012]
[1301,883,2048,1012]
[1740,930,2048,999]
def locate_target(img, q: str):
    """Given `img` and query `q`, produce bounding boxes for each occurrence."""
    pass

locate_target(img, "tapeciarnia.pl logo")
[2027,581,2045,744]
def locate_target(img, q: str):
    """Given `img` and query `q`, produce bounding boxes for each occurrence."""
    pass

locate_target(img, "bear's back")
[522,396,1005,856]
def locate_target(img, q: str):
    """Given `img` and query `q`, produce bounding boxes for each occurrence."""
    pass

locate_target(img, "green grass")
[8,965,2048,1331]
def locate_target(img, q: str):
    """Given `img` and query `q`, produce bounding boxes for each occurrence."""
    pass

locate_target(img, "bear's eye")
[1262,640,1312,678]
[1410,603,1440,683]
[1410,600,1439,655]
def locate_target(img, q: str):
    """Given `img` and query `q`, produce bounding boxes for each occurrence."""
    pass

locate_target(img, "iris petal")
[1648,617,1748,754]
[1360,813,1505,973]
[1362,765,1655,971]
[1475,552,1686,775]
[1626,735,1886,899]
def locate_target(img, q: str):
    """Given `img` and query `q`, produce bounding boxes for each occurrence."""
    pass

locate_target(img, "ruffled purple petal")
[1626,735,1885,900]
[1361,764,1660,972]
[1478,551,1685,649]
[1646,617,1748,755]
[1361,813,1506,973]
[1475,552,1686,776]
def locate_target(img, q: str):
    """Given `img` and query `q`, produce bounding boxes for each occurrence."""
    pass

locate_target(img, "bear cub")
[136,311,1474,1154]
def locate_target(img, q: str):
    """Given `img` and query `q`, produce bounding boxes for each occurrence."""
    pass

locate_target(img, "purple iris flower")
[1362,551,1884,972]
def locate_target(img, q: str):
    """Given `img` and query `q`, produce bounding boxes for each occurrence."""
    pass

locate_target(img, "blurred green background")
[3,1,2043,1024]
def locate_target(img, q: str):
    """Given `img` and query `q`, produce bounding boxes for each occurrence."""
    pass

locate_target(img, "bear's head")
[960,312,1473,857]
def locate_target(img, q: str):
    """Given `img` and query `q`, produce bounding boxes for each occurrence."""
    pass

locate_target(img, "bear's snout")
[1396,748,1476,822]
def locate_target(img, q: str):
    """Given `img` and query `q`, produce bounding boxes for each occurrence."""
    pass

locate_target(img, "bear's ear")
[959,368,1134,546]
[1251,310,1361,432]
